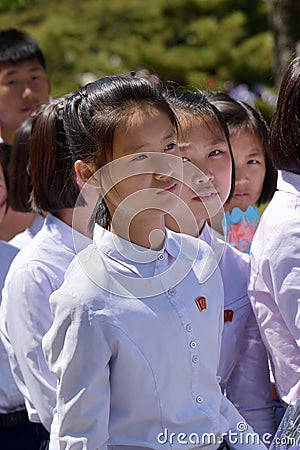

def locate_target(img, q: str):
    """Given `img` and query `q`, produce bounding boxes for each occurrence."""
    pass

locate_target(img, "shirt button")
[196,396,203,404]
[168,288,175,296]
[190,341,197,349]
[192,355,198,363]
[158,253,165,261]
[186,324,192,332]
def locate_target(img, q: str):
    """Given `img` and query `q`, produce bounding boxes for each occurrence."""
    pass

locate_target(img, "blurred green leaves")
[0,0,274,100]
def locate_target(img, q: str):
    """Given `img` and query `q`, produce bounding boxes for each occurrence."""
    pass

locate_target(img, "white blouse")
[43,225,267,450]
[201,224,275,438]
[0,240,24,414]
[0,213,91,430]
[249,170,300,404]
[9,213,44,249]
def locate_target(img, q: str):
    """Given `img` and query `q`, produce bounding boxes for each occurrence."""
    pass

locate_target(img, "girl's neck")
[110,210,166,250]
[165,213,204,238]
[0,123,16,145]
[54,208,92,238]
[207,209,225,237]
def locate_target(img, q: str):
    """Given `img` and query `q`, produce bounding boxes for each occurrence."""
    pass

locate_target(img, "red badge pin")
[195,296,207,312]
[224,309,234,323]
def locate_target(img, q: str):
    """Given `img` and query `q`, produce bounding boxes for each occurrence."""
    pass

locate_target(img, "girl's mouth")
[233,193,249,199]
[193,191,217,202]
[162,183,177,193]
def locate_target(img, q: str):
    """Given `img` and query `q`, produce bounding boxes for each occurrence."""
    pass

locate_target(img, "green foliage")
[0,0,274,100]
[0,0,24,9]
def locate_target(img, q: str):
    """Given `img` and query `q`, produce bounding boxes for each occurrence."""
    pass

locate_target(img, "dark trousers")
[0,420,49,450]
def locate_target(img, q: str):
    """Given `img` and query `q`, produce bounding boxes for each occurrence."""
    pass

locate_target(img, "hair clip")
[74,89,88,102]
[57,101,65,117]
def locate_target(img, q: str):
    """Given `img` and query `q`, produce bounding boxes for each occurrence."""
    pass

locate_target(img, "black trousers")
[0,420,49,450]
[217,440,231,450]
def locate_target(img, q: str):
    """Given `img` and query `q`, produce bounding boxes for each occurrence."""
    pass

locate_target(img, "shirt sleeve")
[249,228,300,404]
[220,394,268,449]
[4,264,57,430]
[225,309,276,438]
[264,231,300,343]
[43,287,111,450]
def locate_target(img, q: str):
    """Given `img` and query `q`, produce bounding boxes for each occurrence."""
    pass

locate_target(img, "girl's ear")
[74,160,100,187]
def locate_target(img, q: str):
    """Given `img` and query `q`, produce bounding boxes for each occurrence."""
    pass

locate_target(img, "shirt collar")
[44,213,91,253]
[93,224,164,277]
[277,170,300,196]
[94,224,217,284]
[29,213,45,235]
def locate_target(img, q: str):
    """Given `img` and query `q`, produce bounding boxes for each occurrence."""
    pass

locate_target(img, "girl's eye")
[182,156,190,163]
[132,154,148,162]
[248,159,259,165]
[209,149,222,157]
[165,143,177,151]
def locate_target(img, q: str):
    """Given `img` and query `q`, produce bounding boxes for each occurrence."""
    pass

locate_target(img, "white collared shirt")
[248,170,300,405]
[43,225,267,450]
[9,213,44,249]
[201,224,275,437]
[0,240,24,414]
[0,213,91,430]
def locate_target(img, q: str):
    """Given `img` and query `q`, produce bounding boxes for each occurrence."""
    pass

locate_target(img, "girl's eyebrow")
[204,137,227,147]
[179,137,226,151]
[123,131,176,154]
[247,150,263,157]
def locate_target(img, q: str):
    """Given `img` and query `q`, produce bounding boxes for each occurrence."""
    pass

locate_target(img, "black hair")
[163,88,235,203]
[8,116,35,212]
[207,91,277,205]
[64,75,179,229]
[0,28,46,68]
[0,141,11,192]
[29,99,81,213]
[269,56,300,174]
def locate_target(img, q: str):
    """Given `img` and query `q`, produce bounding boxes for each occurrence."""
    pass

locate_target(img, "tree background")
[0,0,299,119]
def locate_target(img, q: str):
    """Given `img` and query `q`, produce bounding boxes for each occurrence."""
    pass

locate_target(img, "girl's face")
[0,163,7,224]
[101,108,182,219]
[226,129,266,212]
[172,119,232,231]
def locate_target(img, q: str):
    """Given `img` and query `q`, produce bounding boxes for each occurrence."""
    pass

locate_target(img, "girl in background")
[42,75,267,450]
[0,142,43,450]
[8,115,45,249]
[164,89,276,440]
[207,92,277,254]
[0,99,95,450]
[248,57,300,416]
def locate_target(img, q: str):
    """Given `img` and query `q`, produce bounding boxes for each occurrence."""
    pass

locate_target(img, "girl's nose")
[153,154,179,181]
[193,168,214,184]
[235,168,249,184]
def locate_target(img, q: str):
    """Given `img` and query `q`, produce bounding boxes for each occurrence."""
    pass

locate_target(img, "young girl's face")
[0,163,7,224]
[101,107,182,219]
[226,129,266,212]
[173,119,232,231]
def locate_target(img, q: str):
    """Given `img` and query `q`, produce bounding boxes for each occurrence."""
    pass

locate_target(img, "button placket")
[166,283,205,407]
[189,340,197,349]
[196,395,203,404]
[167,288,175,297]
